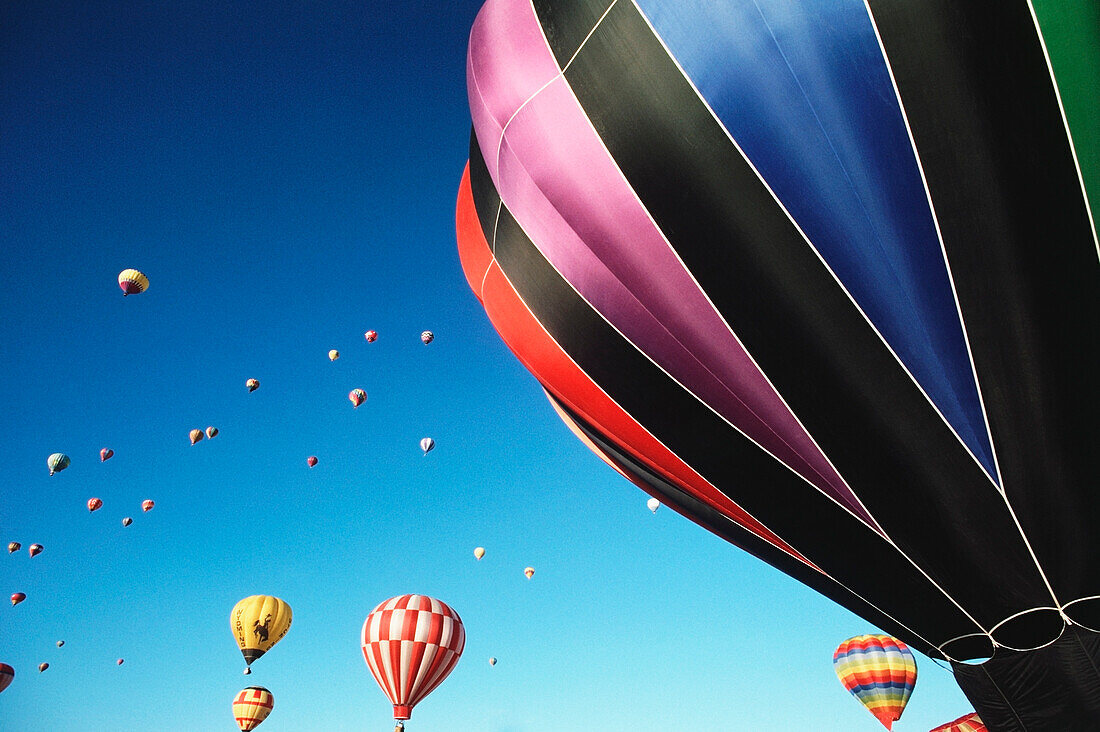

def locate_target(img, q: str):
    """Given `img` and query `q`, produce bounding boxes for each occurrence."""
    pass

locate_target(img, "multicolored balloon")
[833,635,917,730]
[231,595,292,669]
[420,437,435,455]
[117,269,148,296]
[100,448,114,462]
[489,657,497,666]
[206,426,218,439]
[142,500,154,512]
[233,686,274,731]
[28,544,42,558]
[474,546,485,561]
[307,456,318,467]
[189,429,204,445]
[930,712,986,732]
[10,593,25,607]
[365,330,378,342]
[420,330,434,345]
[328,349,339,361]
[524,567,534,579]
[361,594,466,721]
[87,498,102,512]
[646,497,660,514]
[0,663,12,694]
[349,388,366,408]
[47,453,70,476]
[8,542,20,554]
[246,378,259,393]
[122,517,133,527]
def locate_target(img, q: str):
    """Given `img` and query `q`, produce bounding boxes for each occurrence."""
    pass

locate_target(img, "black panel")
[530,0,612,68]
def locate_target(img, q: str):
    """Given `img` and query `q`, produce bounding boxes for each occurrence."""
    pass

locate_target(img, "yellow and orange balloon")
[233,686,274,731]
[117,269,149,296]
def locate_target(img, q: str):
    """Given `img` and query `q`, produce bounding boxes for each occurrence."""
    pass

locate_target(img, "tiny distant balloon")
[8,542,20,554]
[328,349,339,361]
[87,498,103,512]
[142,500,154,512]
[349,388,366,408]
[189,429,204,445]
[647,497,660,514]
[38,663,48,673]
[489,657,497,666]
[116,658,124,666]
[122,517,133,527]
[246,378,259,392]
[524,567,535,579]
[100,448,114,462]
[233,686,274,731]
[206,426,219,439]
[47,453,70,476]
[420,330,434,345]
[56,641,64,648]
[365,330,378,342]
[243,667,251,675]
[28,544,42,558]
[420,437,435,455]
[474,547,485,561]
[10,593,25,607]
[307,456,318,468]
[0,663,13,694]
[117,269,149,296]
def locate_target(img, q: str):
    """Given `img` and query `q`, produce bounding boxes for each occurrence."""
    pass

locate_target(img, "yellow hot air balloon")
[328,349,339,361]
[233,686,274,731]
[524,566,535,579]
[117,269,149,296]
[230,595,292,669]
[474,547,485,561]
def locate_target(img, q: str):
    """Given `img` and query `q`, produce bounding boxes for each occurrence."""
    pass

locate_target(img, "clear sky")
[1,1,975,730]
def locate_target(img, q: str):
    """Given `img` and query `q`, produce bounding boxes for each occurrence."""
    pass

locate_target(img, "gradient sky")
[1,1,975,729]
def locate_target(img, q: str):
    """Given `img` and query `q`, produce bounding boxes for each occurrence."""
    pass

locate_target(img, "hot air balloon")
[931,712,987,732]
[56,641,64,647]
[116,658,124,666]
[233,686,274,731]
[206,426,218,439]
[122,517,132,527]
[142,500,154,512]
[230,595,292,670]
[362,595,465,722]
[0,663,13,694]
[8,542,20,554]
[646,497,660,514]
[28,544,42,558]
[328,349,339,361]
[523,567,534,580]
[87,498,102,512]
[348,389,366,408]
[246,378,260,392]
[100,448,113,462]
[117,269,149,296]
[459,1,1100,725]
[489,657,497,666]
[189,429,203,445]
[306,456,318,468]
[46,453,69,476]
[420,437,435,455]
[833,635,916,730]
[365,330,378,342]
[473,547,485,561]
[37,663,48,673]
[10,593,25,607]
[420,330,434,345]
[243,667,251,675]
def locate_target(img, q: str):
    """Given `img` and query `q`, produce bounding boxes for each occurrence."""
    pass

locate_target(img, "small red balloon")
[100,448,114,462]
[87,498,103,512]
[11,593,26,606]
[365,330,378,342]
[307,456,318,467]
[116,658,124,666]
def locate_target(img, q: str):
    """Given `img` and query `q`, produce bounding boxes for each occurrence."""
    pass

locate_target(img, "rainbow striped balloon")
[833,635,916,730]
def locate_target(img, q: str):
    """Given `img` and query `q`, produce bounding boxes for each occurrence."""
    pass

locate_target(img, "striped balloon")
[361,594,465,721]
[117,269,149,296]
[232,686,273,731]
[930,712,986,732]
[833,635,916,730]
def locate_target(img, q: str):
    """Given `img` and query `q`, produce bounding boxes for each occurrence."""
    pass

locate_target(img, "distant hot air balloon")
[307,456,318,468]
[361,594,465,721]
[100,448,114,462]
[11,593,25,607]
[206,426,218,439]
[189,429,204,445]
[87,498,102,512]
[28,544,42,558]
[474,547,485,561]
[349,389,366,408]
[117,269,149,296]
[524,567,534,579]
[246,378,259,392]
[0,663,12,694]
[646,497,660,514]
[420,330,434,345]
[420,437,435,455]
[47,453,70,476]
[243,667,251,675]
[142,500,154,512]
[8,542,20,554]
[930,712,986,732]
[56,641,64,648]
[233,686,274,731]
[116,658,124,666]
[328,349,339,361]
[834,635,917,730]
[37,663,48,673]
[122,517,133,527]
[489,657,497,666]
[231,595,292,670]
[365,330,378,342]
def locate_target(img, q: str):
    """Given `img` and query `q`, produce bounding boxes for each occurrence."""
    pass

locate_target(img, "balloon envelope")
[205,426,218,439]
[233,686,274,731]
[349,389,366,408]
[28,544,42,558]
[46,453,69,475]
[361,594,465,720]
[10,593,25,606]
[99,448,113,462]
[189,429,203,445]
[56,640,64,647]
[646,497,660,514]
[420,437,435,455]
[116,658,123,666]
[0,663,12,694]
[246,378,259,392]
[833,635,916,730]
[142,500,154,512]
[365,330,377,342]
[231,596,292,667]
[930,712,986,732]
[37,663,47,673]
[489,657,497,666]
[8,542,20,554]
[117,268,148,295]
[87,498,102,512]
[328,349,339,361]
[122,517,132,526]
[307,456,318,467]
[420,330,434,344]
[474,546,485,561]
[524,567,534,579]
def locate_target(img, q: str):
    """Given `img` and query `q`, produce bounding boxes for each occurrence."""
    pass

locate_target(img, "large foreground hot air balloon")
[361,594,465,722]
[117,269,148,296]
[458,1,1100,727]
[833,635,916,729]
[233,686,274,731]
[231,595,292,671]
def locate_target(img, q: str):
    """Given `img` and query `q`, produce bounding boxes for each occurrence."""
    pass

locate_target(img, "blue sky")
[1,1,974,729]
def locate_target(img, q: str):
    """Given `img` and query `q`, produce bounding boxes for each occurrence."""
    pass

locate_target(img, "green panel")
[1033,0,1100,243]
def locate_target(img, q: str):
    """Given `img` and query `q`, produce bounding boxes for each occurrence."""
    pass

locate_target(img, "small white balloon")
[647,497,660,514]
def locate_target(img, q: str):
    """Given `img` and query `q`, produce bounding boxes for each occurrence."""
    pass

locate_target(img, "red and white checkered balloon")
[361,594,465,721]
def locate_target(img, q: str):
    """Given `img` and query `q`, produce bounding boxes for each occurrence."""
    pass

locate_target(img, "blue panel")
[634,0,996,478]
